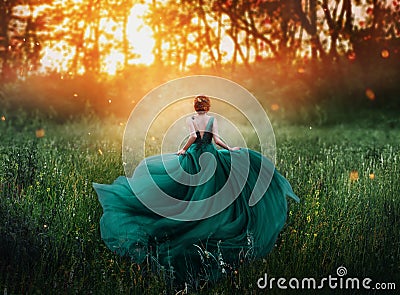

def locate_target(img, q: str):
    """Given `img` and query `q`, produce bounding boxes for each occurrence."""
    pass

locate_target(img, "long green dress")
[92,116,299,282]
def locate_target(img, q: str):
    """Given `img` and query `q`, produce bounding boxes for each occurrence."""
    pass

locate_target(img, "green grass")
[0,113,399,294]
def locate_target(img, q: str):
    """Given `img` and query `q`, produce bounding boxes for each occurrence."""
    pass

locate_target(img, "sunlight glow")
[103,50,125,76]
[127,4,155,65]
[40,42,76,74]
[14,0,396,76]
[38,2,156,75]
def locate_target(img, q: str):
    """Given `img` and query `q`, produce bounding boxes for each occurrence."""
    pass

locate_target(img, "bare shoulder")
[212,116,218,125]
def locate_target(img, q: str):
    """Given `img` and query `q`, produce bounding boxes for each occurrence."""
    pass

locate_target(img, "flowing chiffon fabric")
[93,117,299,281]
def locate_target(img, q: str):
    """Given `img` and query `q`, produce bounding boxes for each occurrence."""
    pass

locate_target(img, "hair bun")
[194,95,210,112]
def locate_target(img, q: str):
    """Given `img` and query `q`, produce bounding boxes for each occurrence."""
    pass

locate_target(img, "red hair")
[193,95,210,112]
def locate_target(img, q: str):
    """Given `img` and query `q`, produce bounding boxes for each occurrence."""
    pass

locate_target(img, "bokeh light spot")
[347,51,356,61]
[365,88,375,101]
[271,104,280,111]
[381,49,390,58]
[36,129,45,138]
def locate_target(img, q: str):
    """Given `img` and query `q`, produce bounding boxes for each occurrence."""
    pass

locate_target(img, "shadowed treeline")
[1,56,399,127]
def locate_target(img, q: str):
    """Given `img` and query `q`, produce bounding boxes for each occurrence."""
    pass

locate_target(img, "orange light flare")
[381,49,390,59]
[1,116,5,121]
[347,51,356,61]
[36,128,45,138]
[349,170,359,182]
[365,88,376,101]
[369,172,375,180]
[271,104,280,111]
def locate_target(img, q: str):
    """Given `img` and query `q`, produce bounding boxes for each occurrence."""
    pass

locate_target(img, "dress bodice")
[192,116,214,148]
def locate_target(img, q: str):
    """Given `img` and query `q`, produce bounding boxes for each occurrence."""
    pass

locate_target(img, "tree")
[0,0,52,80]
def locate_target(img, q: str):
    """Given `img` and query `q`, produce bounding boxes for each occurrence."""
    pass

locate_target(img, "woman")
[93,95,299,283]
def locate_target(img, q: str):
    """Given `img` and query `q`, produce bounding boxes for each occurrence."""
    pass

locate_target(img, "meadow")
[0,107,399,294]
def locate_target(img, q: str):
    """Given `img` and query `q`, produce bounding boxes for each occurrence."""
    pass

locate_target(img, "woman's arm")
[212,118,240,151]
[176,117,198,155]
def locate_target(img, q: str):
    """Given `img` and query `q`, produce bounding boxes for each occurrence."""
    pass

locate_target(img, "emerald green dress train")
[92,117,299,282]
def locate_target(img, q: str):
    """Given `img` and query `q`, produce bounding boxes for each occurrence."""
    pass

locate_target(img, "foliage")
[0,0,399,78]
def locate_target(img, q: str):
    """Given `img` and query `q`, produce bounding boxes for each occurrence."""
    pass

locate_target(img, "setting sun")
[37,1,156,75]
[127,4,155,66]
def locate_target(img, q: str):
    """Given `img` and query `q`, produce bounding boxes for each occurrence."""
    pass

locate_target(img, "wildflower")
[306,215,311,223]
[98,149,103,155]
[369,173,375,180]
[349,170,359,182]
[36,128,45,138]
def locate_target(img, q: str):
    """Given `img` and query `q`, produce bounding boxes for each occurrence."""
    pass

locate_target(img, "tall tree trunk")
[24,4,41,75]
[122,6,129,69]
[152,0,163,67]
[309,0,317,59]
[0,1,12,80]
[216,9,222,68]
[198,0,217,68]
